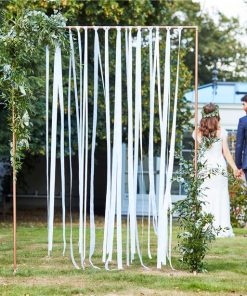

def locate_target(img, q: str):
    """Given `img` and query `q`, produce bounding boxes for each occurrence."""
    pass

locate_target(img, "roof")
[184,82,247,104]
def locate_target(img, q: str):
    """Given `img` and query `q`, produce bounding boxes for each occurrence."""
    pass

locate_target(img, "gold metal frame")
[12,25,198,272]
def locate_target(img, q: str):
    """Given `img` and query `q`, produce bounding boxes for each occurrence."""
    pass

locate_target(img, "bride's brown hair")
[199,103,220,138]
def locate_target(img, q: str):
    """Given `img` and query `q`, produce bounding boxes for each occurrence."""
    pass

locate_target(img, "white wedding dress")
[194,128,234,238]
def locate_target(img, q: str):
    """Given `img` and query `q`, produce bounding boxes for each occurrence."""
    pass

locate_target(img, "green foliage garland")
[0,9,66,173]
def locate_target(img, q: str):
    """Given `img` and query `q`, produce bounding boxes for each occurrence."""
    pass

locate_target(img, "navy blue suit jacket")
[235,115,247,170]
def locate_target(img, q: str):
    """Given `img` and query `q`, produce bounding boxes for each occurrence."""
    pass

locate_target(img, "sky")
[194,0,247,49]
[195,0,247,27]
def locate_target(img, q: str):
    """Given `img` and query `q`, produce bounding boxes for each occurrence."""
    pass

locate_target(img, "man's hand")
[234,169,243,178]
[239,169,244,177]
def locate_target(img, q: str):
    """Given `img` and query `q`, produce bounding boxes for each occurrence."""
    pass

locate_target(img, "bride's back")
[195,128,227,168]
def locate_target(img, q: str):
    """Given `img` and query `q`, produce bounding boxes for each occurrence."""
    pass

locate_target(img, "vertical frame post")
[12,105,17,273]
[194,27,199,175]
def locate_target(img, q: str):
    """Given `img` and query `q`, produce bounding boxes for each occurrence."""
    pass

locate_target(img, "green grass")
[0,218,247,296]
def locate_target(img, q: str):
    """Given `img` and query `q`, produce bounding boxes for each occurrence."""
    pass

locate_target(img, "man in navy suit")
[235,94,247,181]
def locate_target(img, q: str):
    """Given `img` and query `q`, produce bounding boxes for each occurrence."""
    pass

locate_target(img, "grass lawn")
[0,217,247,296]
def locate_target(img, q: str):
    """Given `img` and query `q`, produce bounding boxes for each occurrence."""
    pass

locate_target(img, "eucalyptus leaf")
[19,85,26,96]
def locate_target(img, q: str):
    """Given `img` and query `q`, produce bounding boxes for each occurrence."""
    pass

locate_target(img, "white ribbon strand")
[102,27,111,264]
[89,28,101,269]
[133,28,149,269]
[105,28,123,270]
[77,28,85,268]
[68,47,80,269]
[48,46,63,255]
[157,28,171,269]
[126,28,136,263]
[164,29,182,268]
[58,49,66,256]
[68,29,80,269]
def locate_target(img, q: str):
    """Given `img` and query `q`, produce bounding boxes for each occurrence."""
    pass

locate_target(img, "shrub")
[173,138,220,273]
[229,172,247,228]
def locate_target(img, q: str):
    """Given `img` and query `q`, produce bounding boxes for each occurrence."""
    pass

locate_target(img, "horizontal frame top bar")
[64,25,198,30]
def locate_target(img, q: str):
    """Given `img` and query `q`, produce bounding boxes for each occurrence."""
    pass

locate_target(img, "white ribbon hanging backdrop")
[46,26,183,270]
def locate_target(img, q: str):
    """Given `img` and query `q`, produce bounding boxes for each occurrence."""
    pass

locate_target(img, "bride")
[194,103,239,237]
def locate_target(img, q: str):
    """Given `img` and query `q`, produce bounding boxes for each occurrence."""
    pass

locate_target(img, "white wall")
[194,103,245,130]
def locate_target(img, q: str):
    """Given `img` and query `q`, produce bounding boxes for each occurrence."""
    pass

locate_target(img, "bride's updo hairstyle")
[199,103,220,138]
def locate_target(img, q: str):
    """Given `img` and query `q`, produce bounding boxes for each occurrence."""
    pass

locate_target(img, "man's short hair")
[241,95,247,103]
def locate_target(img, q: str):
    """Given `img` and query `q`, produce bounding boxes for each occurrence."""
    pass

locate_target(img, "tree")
[148,0,247,84]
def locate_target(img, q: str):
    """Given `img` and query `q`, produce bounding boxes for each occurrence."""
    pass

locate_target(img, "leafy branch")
[173,138,223,273]
[0,9,66,174]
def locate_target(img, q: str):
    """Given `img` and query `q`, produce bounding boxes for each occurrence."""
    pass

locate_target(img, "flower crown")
[201,105,219,119]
